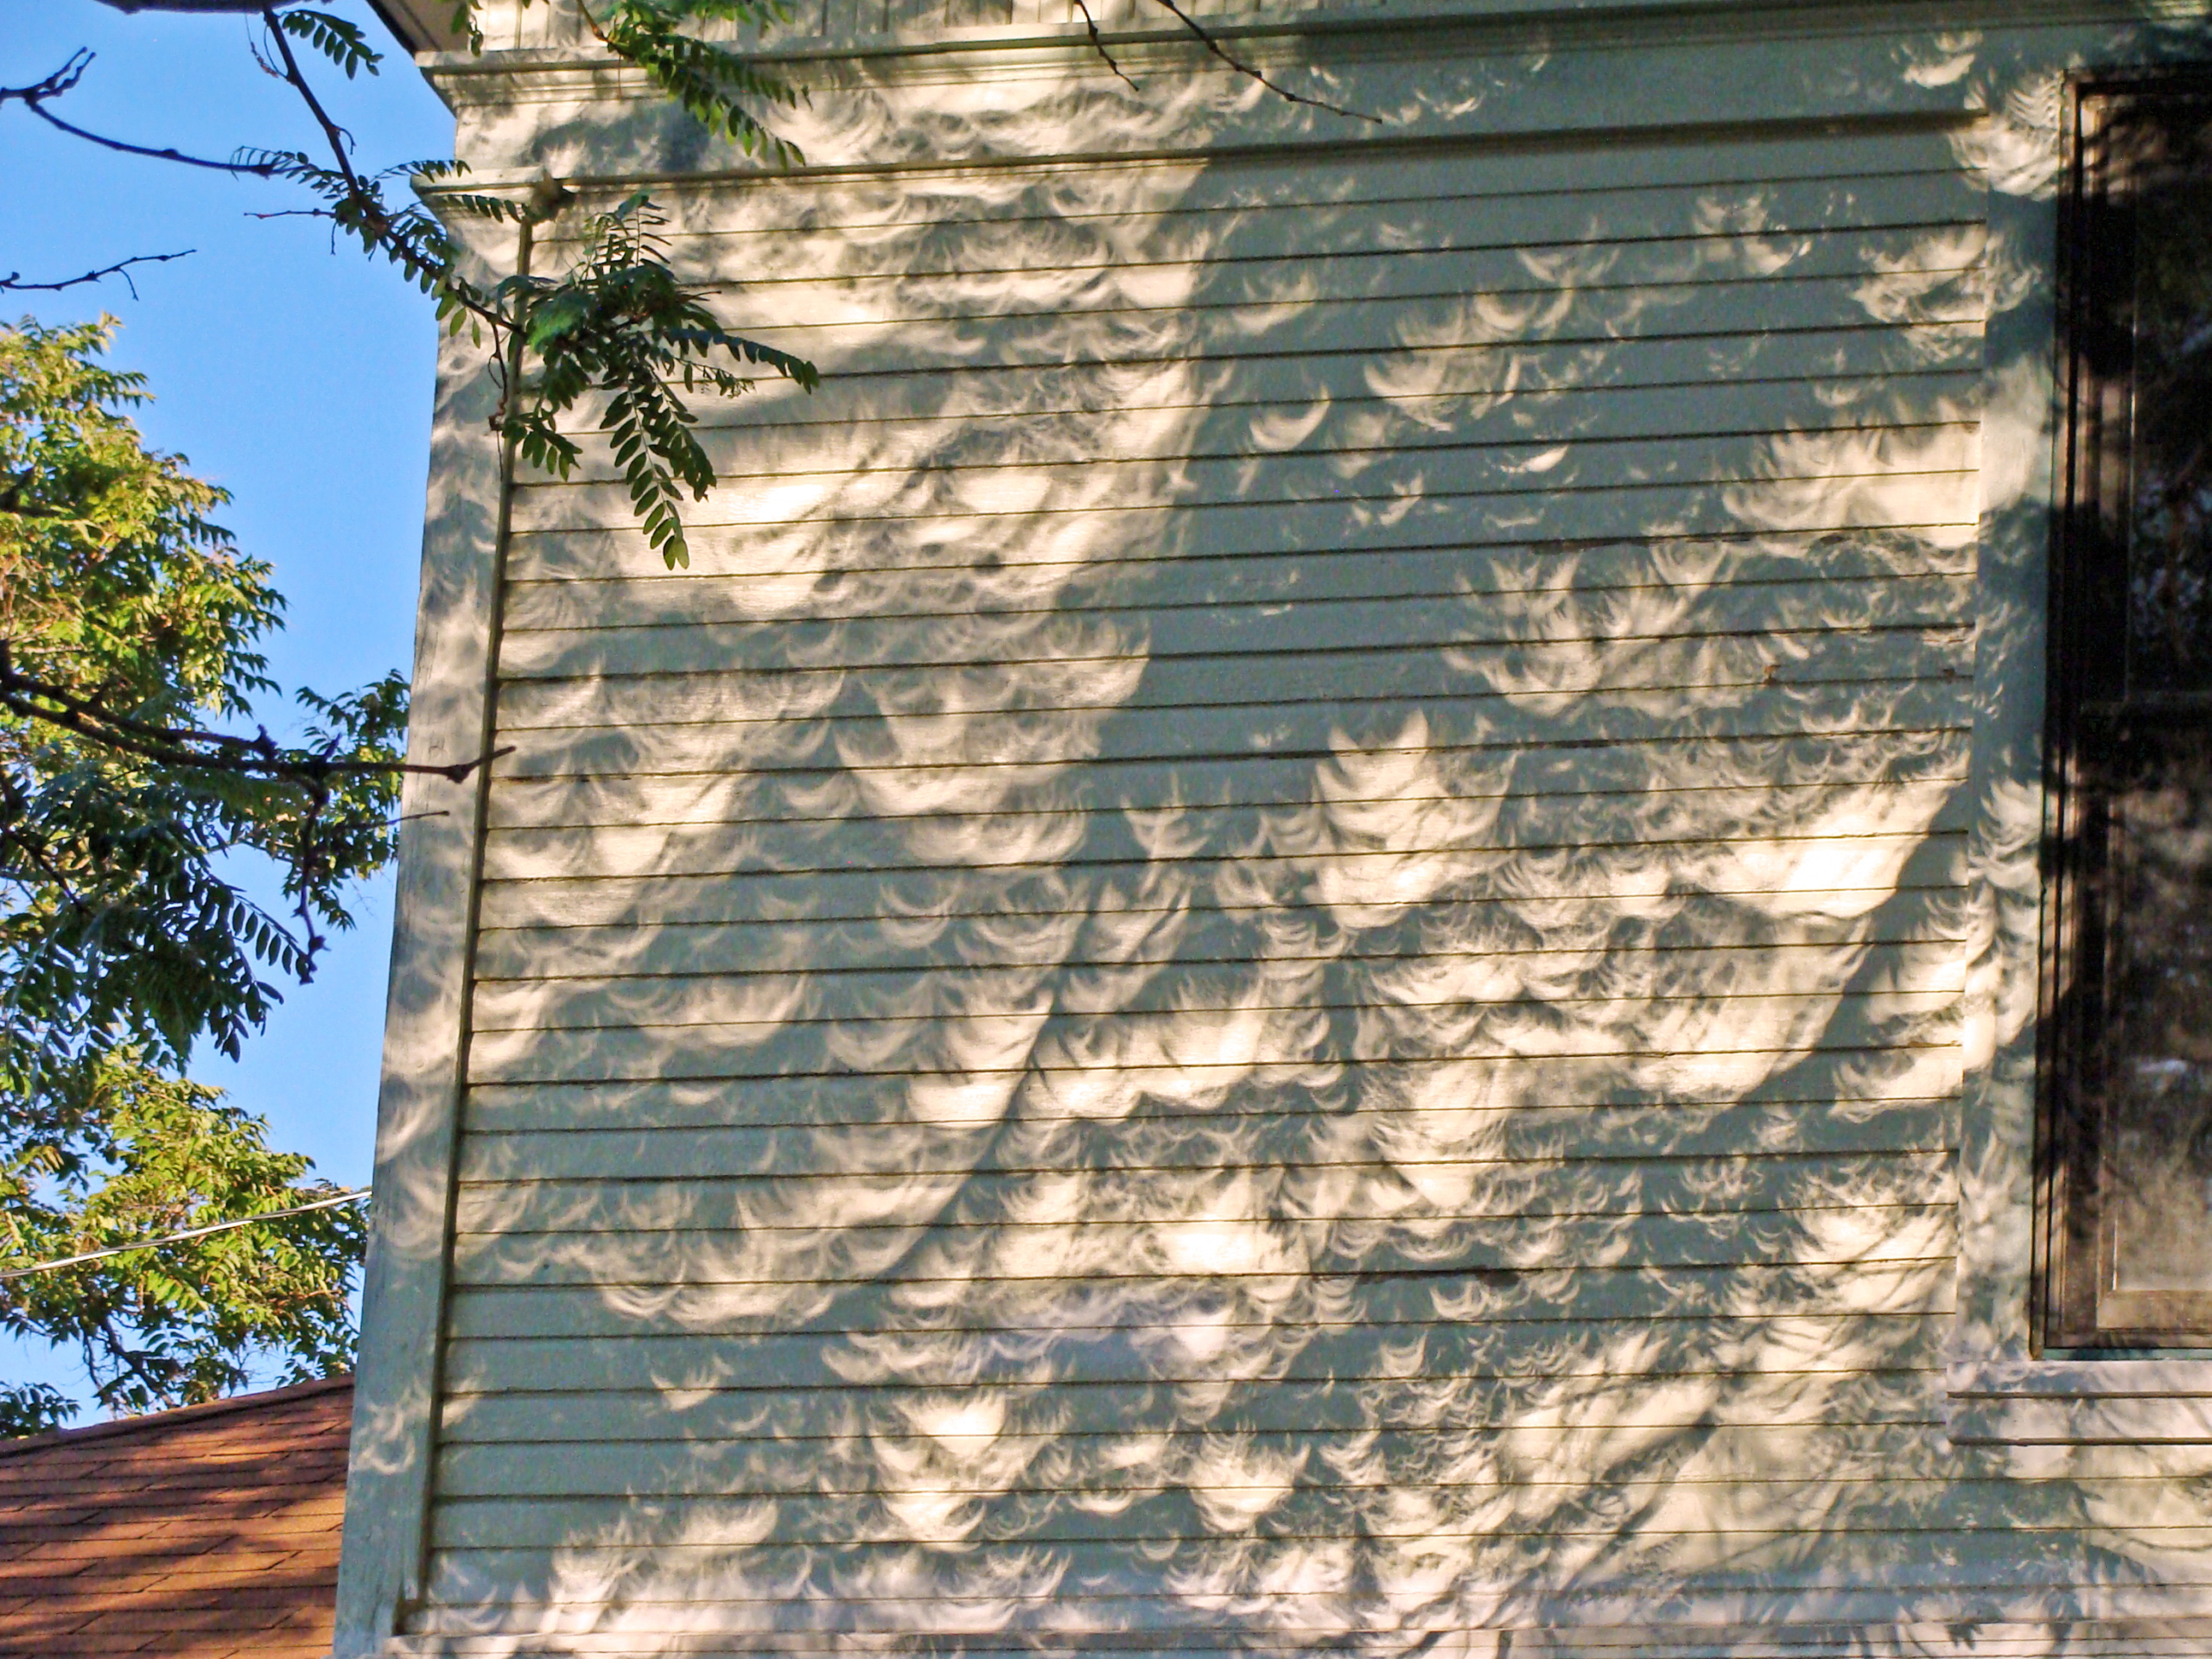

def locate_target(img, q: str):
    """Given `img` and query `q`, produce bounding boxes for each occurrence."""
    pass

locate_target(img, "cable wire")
[0,1188,371,1282]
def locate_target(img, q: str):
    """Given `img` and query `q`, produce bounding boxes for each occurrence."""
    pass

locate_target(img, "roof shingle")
[0,1376,351,1658]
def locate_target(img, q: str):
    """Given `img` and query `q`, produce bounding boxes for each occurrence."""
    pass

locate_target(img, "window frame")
[2037,70,2212,1352]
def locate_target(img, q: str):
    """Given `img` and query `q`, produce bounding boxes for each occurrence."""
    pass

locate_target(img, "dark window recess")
[2044,80,2212,1349]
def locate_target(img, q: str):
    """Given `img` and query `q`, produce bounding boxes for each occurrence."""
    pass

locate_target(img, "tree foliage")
[246,0,818,569]
[0,318,393,1432]
[0,1053,364,1427]
[0,0,825,1435]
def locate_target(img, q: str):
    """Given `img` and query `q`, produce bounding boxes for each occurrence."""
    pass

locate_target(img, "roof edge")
[368,0,472,54]
[0,1374,353,1461]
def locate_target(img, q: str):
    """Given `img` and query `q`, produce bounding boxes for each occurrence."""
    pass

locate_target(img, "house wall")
[340,3,2212,1653]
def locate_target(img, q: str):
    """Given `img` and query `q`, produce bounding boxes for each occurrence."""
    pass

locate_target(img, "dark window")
[2044,79,2212,1349]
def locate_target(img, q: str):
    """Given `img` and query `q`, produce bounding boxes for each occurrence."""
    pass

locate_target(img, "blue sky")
[3,1,454,1405]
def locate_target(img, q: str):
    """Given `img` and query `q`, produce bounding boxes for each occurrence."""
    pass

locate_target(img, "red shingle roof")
[0,1376,351,1658]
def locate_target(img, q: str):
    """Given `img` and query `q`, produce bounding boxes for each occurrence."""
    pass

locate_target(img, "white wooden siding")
[345,29,2212,1637]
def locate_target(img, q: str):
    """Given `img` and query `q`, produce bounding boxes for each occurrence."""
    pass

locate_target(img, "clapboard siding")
[650,226,1980,337]
[359,27,2212,1636]
[433,1323,1948,1402]
[577,158,1980,256]
[478,741,1969,825]
[532,142,1972,250]
[429,1363,1943,1440]
[500,536,1980,638]
[503,351,1980,515]
[467,906,1965,984]
[431,1425,2153,1504]
[459,1061,1963,1130]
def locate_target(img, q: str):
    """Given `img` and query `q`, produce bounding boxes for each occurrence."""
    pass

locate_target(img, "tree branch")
[0,652,502,787]
[1139,0,1379,123]
[257,12,366,199]
[91,0,269,11]
[0,50,279,175]
[0,251,194,301]
[1071,0,1138,91]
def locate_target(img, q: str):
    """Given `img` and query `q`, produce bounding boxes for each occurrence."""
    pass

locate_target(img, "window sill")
[1945,1357,2212,1443]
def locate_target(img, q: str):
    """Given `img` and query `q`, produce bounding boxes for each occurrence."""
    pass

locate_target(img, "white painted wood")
[344,3,2212,1652]
[334,334,512,1654]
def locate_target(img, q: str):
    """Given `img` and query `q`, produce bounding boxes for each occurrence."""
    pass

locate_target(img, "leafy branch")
[496,193,819,567]
[13,0,1375,575]
[10,6,825,569]
[0,646,498,787]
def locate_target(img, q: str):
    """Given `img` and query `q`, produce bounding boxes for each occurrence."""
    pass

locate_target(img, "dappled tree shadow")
[370,18,2212,1657]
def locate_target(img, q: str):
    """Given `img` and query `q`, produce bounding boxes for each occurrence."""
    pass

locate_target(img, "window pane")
[2126,116,2212,696]
[2106,728,2212,1293]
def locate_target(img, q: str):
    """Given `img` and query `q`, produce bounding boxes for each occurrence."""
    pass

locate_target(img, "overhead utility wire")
[0,1188,371,1282]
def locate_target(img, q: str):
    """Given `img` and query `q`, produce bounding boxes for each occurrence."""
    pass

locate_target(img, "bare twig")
[1,49,280,175]
[1139,0,1380,122]
[0,251,194,301]
[1071,0,1139,90]
[90,1,270,13]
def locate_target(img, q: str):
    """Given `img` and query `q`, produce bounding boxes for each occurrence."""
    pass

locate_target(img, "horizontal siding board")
[409,1563,2212,1628]
[462,937,1962,1034]
[474,775,1973,887]
[499,529,1982,638]
[462,988,1960,1085]
[608,162,1982,278]
[568,358,1983,472]
[448,1146,1955,1233]
[486,683,1968,799]
[459,1055,1962,1131]
[435,1308,1946,1395]
[486,711,1973,806]
[505,344,1978,545]
[428,1430,2212,1503]
[439,1208,1958,1311]
[488,721,1973,822]
[469,895,1966,985]
[439,1310,1948,1395]
[385,1622,2212,1657]
[664,218,1981,339]
[486,638,1974,753]
[505,416,1979,537]
[433,1365,1943,1444]
[454,1096,1956,1185]
[546,139,1973,240]
[484,694,1970,788]
[424,1482,2176,1556]
[394,1580,2212,1651]
[493,568,1976,677]
[511,475,1980,588]
[473,824,1967,931]
[681,200,1979,293]
[439,1259,1957,1345]
[480,734,1971,830]
[649,265,1981,377]
[461,1035,1961,1104]
[427,1418,2012,1504]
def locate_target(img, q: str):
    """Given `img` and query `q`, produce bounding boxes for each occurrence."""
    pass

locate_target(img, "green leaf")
[276,9,383,78]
